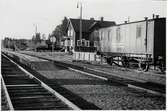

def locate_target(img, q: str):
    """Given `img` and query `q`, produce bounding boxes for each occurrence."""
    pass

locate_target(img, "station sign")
[50,36,56,43]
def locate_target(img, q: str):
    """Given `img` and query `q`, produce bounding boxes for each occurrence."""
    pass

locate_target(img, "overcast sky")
[0,0,166,39]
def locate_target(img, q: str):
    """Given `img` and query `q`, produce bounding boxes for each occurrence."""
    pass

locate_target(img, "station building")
[64,17,116,61]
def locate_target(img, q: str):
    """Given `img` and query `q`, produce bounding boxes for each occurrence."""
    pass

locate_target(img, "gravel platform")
[20,51,165,85]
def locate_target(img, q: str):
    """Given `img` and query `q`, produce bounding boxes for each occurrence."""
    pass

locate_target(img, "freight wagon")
[97,17,166,72]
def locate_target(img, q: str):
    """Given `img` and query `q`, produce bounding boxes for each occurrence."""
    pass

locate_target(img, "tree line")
[2,17,68,51]
[31,17,68,49]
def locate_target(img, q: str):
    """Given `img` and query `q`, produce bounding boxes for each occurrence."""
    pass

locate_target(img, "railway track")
[1,51,165,109]
[1,54,80,110]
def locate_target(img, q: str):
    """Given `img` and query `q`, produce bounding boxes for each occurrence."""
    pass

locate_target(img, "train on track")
[74,16,166,72]
[96,16,166,71]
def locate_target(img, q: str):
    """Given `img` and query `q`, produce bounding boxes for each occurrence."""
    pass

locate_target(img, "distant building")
[65,17,116,52]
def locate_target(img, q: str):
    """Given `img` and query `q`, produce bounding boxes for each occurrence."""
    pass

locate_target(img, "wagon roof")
[116,17,166,26]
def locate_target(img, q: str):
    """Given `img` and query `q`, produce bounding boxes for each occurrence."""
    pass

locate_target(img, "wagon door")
[135,22,146,54]
[147,21,154,56]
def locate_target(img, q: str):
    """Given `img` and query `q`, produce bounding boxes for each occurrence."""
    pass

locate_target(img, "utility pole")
[77,1,83,54]
[33,24,38,52]
[33,24,38,35]
[77,1,82,41]
[79,2,82,41]
[35,25,37,34]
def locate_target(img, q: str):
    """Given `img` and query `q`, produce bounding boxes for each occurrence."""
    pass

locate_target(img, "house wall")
[89,30,99,41]
[75,32,90,46]
[90,29,101,48]
[67,22,76,48]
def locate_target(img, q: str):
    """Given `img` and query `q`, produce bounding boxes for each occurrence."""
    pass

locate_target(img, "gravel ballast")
[38,68,165,110]
[26,60,166,109]
[4,50,166,110]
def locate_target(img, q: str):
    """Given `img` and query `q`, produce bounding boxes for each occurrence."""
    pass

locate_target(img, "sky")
[0,0,166,39]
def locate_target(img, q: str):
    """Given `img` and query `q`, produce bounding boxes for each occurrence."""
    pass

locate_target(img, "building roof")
[89,21,116,30]
[69,18,116,32]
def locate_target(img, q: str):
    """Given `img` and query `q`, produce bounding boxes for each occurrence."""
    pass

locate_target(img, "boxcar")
[97,17,166,71]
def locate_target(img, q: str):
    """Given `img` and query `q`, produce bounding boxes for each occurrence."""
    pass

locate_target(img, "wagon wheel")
[157,60,165,73]
[159,65,165,73]
[106,57,113,66]
[121,56,129,67]
[138,61,149,72]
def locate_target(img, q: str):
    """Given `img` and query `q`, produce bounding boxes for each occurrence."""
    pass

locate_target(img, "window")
[116,27,121,42]
[71,30,73,36]
[136,25,142,38]
[94,41,98,47]
[70,40,73,46]
[86,41,90,47]
[101,31,103,40]
[94,30,98,37]
[77,40,81,46]
[68,30,70,36]
[81,39,85,46]
[68,25,71,36]
[108,30,111,41]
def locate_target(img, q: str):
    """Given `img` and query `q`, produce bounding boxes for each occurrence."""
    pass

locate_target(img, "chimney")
[100,17,104,21]
[90,18,94,21]
[156,15,159,19]
[144,17,148,21]
[124,21,127,24]
[152,14,155,19]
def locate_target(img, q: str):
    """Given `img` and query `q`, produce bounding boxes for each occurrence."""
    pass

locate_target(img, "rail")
[1,74,14,110]
[2,54,81,110]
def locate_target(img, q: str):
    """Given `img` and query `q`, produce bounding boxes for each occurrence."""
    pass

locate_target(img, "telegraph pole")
[33,24,38,52]
[79,2,82,40]
[35,25,37,34]
[77,1,83,54]
[77,1,82,41]
[33,24,38,34]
